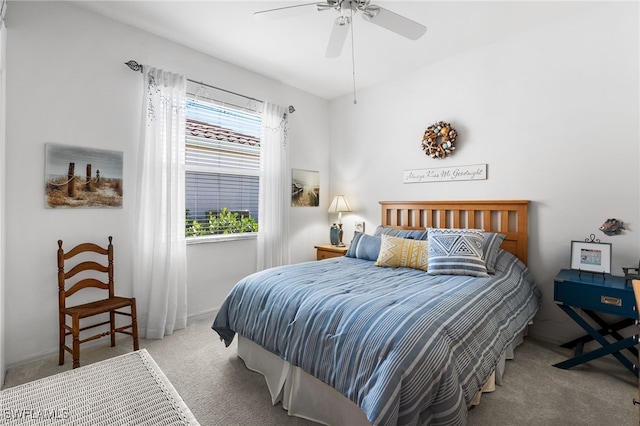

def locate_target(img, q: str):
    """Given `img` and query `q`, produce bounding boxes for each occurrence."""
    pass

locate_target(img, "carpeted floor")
[3,314,638,426]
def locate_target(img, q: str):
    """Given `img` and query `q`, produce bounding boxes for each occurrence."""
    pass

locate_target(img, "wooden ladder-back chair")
[57,236,139,368]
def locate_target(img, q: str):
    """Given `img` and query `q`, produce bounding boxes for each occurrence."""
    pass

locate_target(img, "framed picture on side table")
[570,241,612,274]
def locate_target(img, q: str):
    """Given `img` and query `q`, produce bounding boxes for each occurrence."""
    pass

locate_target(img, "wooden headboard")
[380,200,529,265]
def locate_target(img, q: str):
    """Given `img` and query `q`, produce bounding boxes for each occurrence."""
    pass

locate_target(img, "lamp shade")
[328,195,352,213]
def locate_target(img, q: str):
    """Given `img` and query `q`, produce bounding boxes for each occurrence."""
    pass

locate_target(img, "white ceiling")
[68,1,594,100]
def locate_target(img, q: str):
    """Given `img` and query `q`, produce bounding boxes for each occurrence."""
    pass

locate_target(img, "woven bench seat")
[1,349,199,425]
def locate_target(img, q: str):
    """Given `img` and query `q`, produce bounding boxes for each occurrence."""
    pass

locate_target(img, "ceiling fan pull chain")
[350,6,357,104]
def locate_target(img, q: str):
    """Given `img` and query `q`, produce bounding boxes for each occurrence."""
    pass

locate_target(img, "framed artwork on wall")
[45,143,123,208]
[291,169,319,207]
[570,240,612,274]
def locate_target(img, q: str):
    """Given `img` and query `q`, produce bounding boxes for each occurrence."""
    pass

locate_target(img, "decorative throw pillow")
[483,232,506,274]
[373,226,428,240]
[375,234,429,271]
[345,232,381,261]
[427,228,489,277]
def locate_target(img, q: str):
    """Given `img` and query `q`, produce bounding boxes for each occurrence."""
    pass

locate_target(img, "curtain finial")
[125,60,143,73]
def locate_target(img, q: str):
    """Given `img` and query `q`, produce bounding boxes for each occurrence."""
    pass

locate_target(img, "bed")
[213,200,540,426]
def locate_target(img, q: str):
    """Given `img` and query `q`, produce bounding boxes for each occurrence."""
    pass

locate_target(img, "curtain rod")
[124,60,263,104]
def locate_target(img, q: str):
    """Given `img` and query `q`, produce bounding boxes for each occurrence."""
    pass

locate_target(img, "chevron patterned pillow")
[375,234,429,271]
[427,228,489,277]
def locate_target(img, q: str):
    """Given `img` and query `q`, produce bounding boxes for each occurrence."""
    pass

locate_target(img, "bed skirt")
[237,330,525,425]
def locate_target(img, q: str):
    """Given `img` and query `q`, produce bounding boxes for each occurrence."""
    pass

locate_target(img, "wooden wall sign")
[403,164,487,183]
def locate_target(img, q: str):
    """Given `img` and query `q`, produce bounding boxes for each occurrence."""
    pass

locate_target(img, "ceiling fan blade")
[325,16,350,58]
[362,6,426,40]
[254,2,320,21]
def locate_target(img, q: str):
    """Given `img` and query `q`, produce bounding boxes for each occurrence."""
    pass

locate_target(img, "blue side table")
[553,268,638,376]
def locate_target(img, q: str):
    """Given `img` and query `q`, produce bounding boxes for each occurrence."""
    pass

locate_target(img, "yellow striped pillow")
[375,234,429,271]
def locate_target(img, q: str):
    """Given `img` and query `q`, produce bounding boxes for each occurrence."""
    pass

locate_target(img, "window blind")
[185,89,262,236]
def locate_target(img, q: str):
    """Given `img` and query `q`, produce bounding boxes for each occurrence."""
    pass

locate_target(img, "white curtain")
[257,103,290,270]
[134,66,188,339]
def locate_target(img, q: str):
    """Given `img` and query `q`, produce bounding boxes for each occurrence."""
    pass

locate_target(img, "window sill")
[186,233,258,245]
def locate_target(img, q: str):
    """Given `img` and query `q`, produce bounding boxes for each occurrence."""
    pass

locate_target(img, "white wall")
[4,1,330,367]
[329,2,639,344]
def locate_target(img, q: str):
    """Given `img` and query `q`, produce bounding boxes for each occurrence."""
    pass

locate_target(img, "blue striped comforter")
[213,250,540,426]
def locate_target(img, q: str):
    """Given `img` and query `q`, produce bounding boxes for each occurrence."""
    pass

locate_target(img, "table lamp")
[328,195,352,246]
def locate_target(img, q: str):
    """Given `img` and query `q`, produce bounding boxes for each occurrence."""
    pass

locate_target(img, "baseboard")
[4,334,129,372]
[187,307,219,325]
[5,309,221,372]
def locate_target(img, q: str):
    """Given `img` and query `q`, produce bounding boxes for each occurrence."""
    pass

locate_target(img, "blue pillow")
[483,232,506,274]
[345,232,381,261]
[373,226,428,240]
[427,228,489,277]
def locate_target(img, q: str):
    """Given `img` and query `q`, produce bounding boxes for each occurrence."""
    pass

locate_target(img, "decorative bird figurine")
[599,218,625,236]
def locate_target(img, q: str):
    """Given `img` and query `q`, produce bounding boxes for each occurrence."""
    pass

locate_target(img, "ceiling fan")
[254,0,427,58]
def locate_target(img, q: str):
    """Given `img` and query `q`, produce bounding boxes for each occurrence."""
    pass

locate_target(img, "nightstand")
[553,268,638,376]
[314,244,348,261]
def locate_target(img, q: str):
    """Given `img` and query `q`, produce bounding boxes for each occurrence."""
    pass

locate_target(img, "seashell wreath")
[421,121,457,159]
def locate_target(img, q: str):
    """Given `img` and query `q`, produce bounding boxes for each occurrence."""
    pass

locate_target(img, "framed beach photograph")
[570,241,612,274]
[45,143,123,208]
[291,169,319,207]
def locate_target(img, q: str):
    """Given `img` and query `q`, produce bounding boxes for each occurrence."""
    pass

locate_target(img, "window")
[185,84,262,238]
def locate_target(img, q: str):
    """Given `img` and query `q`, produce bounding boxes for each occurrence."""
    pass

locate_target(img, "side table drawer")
[317,250,343,260]
[554,280,635,318]
[315,244,348,261]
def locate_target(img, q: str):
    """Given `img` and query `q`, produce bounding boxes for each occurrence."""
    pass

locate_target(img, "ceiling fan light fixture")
[336,15,350,26]
[362,5,379,19]
[356,1,372,11]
